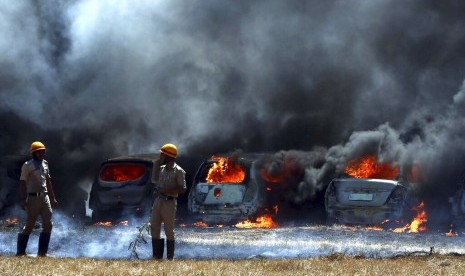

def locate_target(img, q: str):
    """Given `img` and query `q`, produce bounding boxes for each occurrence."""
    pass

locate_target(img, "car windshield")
[100,163,145,182]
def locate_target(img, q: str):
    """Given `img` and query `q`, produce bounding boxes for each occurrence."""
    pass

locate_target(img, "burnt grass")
[1,254,465,275]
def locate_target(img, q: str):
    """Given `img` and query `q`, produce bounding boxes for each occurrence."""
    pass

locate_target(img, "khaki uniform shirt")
[154,163,186,197]
[20,159,50,193]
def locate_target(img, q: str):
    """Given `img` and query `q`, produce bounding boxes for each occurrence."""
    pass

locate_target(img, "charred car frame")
[188,154,270,224]
[89,154,158,221]
[325,177,416,225]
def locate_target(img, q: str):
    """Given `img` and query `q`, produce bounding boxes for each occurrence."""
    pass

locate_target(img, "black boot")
[16,233,29,256]
[167,240,175,260]
[38,232,51,257]
[152,238,164,259]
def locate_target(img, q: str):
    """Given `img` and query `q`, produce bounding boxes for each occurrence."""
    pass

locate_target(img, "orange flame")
[445,225,458,237]
[100,164,145,182]
[194,221,209,227]
[345,155,399,180]
[119,221,129,226]
[365,226,384,231]
[392,201,428,233]
[5,218,19,225]
[235,214,278,229]
[94,221,113,227]
[206,156,245,183]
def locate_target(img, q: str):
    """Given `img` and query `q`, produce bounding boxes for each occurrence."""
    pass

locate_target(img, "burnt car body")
[325,178,416,225]
[89,153,159,221]
[0,155,29,212]
[188,154,269,224]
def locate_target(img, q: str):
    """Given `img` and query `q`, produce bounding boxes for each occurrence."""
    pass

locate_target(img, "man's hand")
[20,200,27,210]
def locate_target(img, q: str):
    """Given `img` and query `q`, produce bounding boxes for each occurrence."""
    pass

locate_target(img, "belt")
[159,195,177,200]
[28,192,47,197]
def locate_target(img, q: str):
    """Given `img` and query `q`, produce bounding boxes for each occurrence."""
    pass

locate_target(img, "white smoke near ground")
[1,212,465,259]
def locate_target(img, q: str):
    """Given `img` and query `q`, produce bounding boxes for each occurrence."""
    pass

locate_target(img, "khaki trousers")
[150,197,177,240]
[22,194,53,235]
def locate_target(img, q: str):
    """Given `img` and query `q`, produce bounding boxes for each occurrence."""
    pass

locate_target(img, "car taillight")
[100,164,145,182]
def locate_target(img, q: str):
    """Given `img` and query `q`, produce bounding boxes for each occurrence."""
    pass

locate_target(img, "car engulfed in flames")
[89,154,159,221]
[188,154,272,225]
[325,155,418,226]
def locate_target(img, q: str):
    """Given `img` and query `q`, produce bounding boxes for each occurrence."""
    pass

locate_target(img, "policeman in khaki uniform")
[150,144,186,260]
[16,141,58,257]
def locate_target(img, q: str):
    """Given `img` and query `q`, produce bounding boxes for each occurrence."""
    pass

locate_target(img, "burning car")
[89,153,159,221]
[325,155,417,226]
[0,155,29,212]
[188,154,270,224]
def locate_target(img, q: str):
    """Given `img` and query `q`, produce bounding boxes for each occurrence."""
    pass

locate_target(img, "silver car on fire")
[325,177,416,225]
[188,154,269,224]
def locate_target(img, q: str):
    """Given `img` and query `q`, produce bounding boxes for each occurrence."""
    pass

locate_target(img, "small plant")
[128,221,151,259]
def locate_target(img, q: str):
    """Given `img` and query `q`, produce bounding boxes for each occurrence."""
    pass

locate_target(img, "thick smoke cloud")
[1,0,465,221]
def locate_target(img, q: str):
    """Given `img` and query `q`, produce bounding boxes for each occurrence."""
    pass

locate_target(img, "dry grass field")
[1,254,465,276]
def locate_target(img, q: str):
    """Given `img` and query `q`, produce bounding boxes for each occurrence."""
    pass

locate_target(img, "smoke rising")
[1,0,465,222]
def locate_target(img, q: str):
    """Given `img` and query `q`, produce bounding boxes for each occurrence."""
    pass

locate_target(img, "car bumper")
[327,205,403,225]
[192,205,257,224]
[91,186,150,210]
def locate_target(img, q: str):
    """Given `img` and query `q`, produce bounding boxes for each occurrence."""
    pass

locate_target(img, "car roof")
[207,153,272,162]
[107,153,159,162]
[333,178,400,184]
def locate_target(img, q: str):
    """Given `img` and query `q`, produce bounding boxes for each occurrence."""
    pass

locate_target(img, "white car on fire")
[188,154,269,224]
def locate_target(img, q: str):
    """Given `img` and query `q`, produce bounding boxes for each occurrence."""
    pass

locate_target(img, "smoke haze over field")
[1,1,465,214]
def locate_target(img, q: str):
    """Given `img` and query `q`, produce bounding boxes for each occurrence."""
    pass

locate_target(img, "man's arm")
[46,179,58,207]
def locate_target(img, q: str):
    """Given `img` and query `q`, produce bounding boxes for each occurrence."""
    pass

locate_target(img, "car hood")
[333,178,399,207]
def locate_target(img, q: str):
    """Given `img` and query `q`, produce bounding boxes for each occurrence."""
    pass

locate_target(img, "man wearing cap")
[16,141,58,257]
[150,143,186,260]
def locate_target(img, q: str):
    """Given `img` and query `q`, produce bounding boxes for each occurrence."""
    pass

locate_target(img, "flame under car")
[188,155,268,224]
[89,154,158,221]
[325,178,416,225]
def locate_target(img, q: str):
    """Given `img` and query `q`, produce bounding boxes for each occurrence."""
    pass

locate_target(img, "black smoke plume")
[1,1,465,226]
